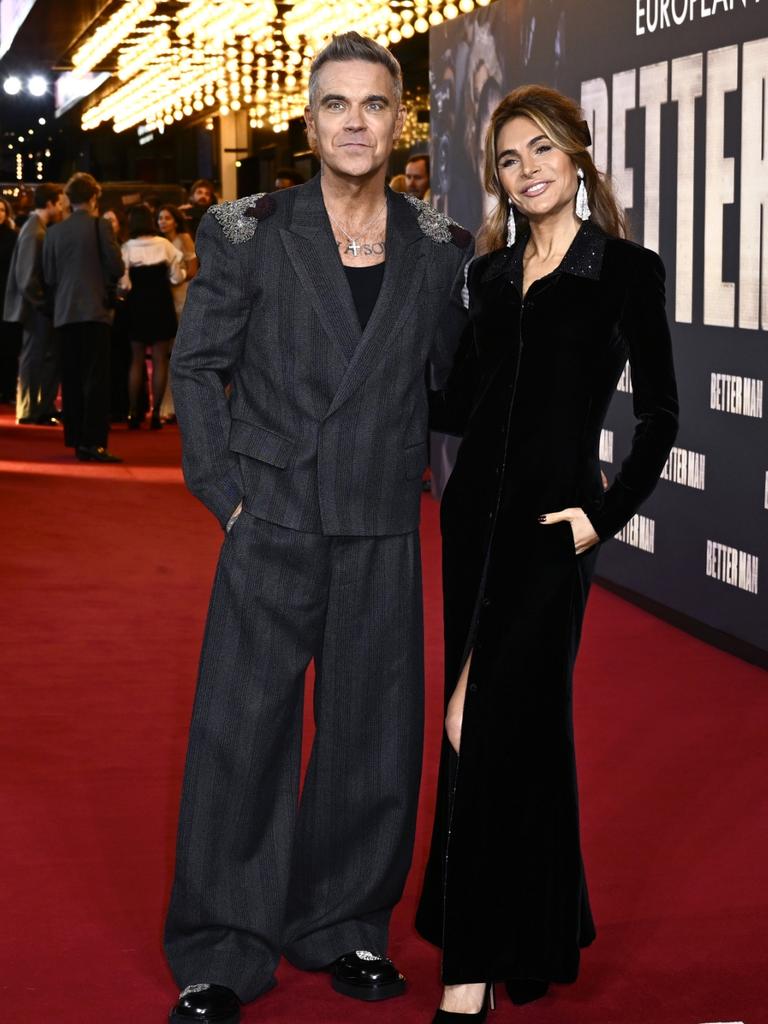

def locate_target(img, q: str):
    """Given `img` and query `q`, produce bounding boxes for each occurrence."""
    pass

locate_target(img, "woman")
[156,204,197,423]
[416,85,679,1020]
[120,204,185,429]
[0,197,21,405]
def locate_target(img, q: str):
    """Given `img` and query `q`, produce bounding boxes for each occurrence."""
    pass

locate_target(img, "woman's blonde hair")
[477,84,627,254]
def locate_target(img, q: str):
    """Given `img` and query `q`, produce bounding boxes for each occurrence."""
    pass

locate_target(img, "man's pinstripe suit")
[164,174,471,1001]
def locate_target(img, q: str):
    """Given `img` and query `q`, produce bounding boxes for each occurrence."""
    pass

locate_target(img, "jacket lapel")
[324,189,425,419]
[279,175,361,363]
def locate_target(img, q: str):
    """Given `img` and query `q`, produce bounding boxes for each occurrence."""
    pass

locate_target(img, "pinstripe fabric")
[170,175,471,533]
[164,513,424,1001]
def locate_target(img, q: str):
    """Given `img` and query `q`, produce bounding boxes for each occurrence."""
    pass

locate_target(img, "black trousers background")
[16,310,59,421]
[58,321,111,449]
[164,513,425,1002]
[0,320,22,403]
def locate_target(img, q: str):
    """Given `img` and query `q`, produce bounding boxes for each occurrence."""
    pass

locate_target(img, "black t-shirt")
[344,262,385,330]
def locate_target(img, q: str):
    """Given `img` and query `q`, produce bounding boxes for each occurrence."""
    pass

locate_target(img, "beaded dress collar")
[482,219,607,291]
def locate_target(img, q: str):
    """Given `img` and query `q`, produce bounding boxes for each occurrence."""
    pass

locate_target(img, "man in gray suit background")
[42,172,124,463]
[165,33,471,1024]
[3,183,64,425]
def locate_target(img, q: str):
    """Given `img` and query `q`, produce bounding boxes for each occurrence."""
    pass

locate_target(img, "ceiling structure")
[3,0,492,136]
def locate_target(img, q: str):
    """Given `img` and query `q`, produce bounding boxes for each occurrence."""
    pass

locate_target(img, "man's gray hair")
[308,31,403,110]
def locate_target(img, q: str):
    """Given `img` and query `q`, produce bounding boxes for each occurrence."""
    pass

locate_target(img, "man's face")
[45,195,64,223]
[405,158,429,199]
[305,59,405,181]
[192,186,213,206]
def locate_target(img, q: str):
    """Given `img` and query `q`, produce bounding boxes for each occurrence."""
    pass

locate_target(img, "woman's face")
[496,115,578,222]
[157,209,175,235]
[0,203,7,226]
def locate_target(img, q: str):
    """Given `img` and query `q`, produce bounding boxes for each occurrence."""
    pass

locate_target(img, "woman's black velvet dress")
[416,221,679,986]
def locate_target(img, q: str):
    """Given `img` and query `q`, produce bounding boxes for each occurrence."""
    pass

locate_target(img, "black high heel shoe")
[431,982,495,1022]
[505,978,549,1005]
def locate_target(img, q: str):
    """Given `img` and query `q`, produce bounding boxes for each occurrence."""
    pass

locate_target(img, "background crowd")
[0,152,430,463]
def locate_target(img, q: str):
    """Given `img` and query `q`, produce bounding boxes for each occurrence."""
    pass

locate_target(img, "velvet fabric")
[416,221,679,985]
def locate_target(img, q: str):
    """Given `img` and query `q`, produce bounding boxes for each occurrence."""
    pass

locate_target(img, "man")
[404,153,430,201]
[180,178,217,238]
[4,183,64,425]
[42,172,124,463]
[165,32,471,1024]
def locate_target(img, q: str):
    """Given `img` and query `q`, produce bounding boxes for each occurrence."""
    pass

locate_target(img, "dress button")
[468,683,478,693]
[481,597,491,607]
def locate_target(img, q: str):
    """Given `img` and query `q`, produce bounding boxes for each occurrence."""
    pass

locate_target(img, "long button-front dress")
[416,221,679,986]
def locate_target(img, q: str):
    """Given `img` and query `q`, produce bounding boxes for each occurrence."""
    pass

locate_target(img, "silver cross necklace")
[328,203,386,257]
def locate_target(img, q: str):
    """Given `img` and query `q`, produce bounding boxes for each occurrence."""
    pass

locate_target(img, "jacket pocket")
[229,418,295,469]
[404,440,428,480]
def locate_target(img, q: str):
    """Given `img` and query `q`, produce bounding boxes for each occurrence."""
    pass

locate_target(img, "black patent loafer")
[329,950,406,1001]
[169,983,241,1022]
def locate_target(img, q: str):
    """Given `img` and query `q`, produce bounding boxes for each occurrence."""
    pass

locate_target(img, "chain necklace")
[328,203,386,257]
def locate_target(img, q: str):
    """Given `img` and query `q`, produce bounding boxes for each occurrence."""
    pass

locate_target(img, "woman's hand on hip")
[538,507,600,554]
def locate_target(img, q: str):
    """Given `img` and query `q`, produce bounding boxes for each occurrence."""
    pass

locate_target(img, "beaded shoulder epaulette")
[401,193,472,249]
[208,192,273,244]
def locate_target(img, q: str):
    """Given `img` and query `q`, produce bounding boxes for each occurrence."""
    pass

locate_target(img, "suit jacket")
[171,175,472,534]
[42,209,123,328]
[3,212,47,323]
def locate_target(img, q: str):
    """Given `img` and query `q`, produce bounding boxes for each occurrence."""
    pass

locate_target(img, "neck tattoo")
[337,240,386,258]
[328,203,386,258]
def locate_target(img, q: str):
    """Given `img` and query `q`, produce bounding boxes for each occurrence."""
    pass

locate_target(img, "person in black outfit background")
[42,172,124,463]
[416,85,678,1020]
[0,197,21,404]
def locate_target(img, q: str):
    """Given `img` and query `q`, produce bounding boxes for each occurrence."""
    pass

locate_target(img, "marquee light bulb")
[28,75,48,96]
[3,77,22,95]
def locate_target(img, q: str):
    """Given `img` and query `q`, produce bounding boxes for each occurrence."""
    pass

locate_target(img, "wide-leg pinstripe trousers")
[164,512,424,1001]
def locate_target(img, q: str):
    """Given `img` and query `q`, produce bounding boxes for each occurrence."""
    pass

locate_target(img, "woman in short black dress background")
[120,203,185,429]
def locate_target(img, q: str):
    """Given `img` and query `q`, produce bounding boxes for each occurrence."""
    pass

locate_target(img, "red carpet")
[1,408,766,1023]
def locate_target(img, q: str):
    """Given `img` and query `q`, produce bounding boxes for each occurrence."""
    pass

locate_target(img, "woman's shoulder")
[177,232,195,253]
[161,235,180,254]
[603,234,665,277]
[466,247,510,284]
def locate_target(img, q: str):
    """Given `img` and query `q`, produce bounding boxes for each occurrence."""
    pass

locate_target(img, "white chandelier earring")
[575,168,591,221]
[506,197,516,246]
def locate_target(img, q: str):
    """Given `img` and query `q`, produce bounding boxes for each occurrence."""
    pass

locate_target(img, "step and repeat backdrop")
[429,0,766,655]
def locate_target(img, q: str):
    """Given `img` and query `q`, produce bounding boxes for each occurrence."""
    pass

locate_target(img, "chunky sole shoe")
[329,951,407,1002]
[169,983,241,1022]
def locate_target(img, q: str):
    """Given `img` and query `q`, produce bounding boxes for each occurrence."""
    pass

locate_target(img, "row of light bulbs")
[5,120,52,181]
[3,75,48,97]
[77,0,493,135]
